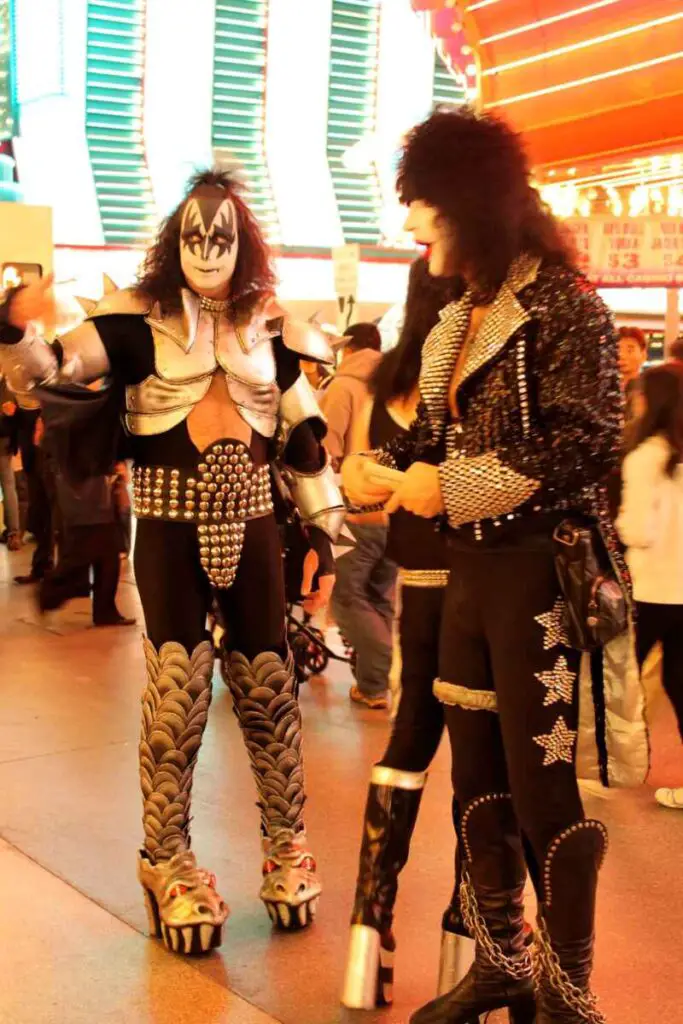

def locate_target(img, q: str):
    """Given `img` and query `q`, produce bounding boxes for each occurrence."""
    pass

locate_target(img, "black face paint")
[180,189,240,297]
[182,196,236,261]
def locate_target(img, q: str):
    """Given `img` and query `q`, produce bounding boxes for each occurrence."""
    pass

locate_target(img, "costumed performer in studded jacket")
[0,170,345,955]
[343,111,648,1024]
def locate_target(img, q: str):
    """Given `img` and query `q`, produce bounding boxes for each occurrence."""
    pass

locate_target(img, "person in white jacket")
[617,361,683,808]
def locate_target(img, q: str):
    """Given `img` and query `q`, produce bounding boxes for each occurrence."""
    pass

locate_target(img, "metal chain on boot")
[534,920,606,1024]
[459,868,533,981]
[137,638,228,954]
[226,649,321,929]
[533,918,606,1024]
[534,820,608,1023]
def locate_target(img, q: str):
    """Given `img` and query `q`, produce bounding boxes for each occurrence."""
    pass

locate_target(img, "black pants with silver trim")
[439,526,584,882]
[134,514,286,657]
[381,583,446,772]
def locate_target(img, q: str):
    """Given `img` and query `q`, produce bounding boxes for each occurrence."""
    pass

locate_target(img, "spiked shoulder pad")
[87,288,153,320]
[275,317,335,366]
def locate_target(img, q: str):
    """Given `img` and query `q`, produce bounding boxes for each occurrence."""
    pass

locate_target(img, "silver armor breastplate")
[125,292,280,437]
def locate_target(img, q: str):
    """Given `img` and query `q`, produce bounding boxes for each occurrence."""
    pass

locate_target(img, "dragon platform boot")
[341,766,426,1009]
[226,649,321,930]
[137,639,229,955]
[410,794,536,1024]
[535,821,608,1024]
[438,799,474,997]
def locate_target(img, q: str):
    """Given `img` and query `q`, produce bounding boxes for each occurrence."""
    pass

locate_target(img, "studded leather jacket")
[384,254,623,536]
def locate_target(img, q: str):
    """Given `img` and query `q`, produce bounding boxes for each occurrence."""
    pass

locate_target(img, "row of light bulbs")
[539,182,683,220]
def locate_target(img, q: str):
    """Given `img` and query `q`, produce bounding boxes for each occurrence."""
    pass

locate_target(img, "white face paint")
[180,194,239,298]
[403,199,455,278]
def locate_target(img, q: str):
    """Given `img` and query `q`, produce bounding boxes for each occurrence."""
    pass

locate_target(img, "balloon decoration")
[411,0,683,177]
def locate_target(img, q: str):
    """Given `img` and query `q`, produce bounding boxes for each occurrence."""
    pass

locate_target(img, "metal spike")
[75,296,97,315]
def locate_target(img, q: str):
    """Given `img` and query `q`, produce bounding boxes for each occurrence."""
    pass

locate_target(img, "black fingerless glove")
[306,524,335,577]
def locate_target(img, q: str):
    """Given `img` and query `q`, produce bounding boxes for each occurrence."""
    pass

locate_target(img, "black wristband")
[306,525,334,577]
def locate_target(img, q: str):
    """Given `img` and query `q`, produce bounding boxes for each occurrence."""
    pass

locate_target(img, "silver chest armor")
[125,291,280,437]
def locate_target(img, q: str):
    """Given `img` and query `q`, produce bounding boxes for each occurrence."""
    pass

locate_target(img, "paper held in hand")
[363,462,405,490]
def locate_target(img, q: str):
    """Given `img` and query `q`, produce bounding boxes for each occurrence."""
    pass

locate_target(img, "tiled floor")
[1,542,682,1024]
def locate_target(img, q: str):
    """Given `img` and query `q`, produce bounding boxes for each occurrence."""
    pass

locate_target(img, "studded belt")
[132,440,275,590]
[132,441,274,525]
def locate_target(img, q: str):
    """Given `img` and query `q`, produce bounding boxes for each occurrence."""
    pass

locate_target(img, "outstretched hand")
[8,274,56,332]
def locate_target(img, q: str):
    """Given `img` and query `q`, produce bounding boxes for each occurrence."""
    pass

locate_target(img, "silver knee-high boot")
[341,766,427,1009]
[226,649,321,929]
[137,638,229,955]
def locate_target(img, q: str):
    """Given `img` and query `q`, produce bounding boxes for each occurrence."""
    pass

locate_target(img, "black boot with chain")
[535,820,608,1024]
[410,793,536,1024]
[437,797,475,996]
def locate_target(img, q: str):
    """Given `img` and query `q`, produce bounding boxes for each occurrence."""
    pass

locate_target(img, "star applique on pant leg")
[533,716,577,766]
[534,597,569,650]
[535,655,575,706]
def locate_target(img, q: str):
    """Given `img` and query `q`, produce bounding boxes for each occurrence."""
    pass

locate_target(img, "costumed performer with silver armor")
[0,170,345,955]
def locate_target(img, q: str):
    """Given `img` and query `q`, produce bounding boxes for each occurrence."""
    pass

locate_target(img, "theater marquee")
[566,218,683,287]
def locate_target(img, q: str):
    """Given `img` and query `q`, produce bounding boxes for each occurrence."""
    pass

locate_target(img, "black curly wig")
[397,108,574,301]
[136,169,276,319]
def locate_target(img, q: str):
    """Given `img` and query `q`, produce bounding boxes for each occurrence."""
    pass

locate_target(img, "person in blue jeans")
[321,323,396,708]
[331,517,396,708]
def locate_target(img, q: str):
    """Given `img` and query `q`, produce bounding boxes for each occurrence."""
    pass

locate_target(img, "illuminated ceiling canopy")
[412,0,683,181]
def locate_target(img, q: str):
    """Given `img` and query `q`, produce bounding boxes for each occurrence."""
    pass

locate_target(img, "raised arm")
[0,279,112,391]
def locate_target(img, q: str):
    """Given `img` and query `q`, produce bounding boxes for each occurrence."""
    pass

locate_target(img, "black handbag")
[553,519,628,652]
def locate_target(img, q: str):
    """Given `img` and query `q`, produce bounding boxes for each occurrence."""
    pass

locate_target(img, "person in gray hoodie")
[321,323,396,708]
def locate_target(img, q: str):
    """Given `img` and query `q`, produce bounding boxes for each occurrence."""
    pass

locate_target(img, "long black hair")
[396,108,574,302]
[626,362,683,476]
[136,169,276,319]
[370,257,459,404]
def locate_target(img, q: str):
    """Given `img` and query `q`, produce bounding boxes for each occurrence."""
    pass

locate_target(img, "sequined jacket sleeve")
[439,270,622,526]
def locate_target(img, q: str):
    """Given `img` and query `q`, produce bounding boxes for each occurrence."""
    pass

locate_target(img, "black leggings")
[134,514,287,658]
[380,584,446,772]
[635,600,683,742]
[439,535,585,885]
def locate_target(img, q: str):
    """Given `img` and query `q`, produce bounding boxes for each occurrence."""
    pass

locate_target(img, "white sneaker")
[655,787,683,809]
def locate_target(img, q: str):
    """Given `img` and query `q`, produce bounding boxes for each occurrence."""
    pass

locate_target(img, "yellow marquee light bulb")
[540,183,579,219]
[629,185,650,217]
[605,187,623,217]
[668,186,683,216]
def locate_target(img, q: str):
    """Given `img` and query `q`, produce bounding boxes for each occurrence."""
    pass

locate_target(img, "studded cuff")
[439,450,540,528]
